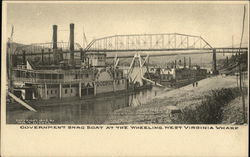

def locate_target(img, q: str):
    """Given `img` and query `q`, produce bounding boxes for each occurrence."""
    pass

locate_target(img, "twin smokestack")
[52,23,74,52]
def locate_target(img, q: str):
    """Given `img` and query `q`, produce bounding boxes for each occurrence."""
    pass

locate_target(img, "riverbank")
[221,95,248,124]
[104,75,248,124]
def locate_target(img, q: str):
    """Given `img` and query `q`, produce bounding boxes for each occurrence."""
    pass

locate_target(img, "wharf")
[104,75,247,124]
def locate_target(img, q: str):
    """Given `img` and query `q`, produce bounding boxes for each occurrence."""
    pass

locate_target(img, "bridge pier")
[212,49,219,75]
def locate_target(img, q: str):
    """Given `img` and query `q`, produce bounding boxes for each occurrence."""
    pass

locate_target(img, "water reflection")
[7,87,164,124]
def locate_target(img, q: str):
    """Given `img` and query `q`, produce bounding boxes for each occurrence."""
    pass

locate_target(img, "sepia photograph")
[1,1,249,156]
[4,1,249,125]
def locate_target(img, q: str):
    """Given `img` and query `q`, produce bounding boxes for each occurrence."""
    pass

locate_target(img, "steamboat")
[145,57,208,88]
[7,24,151,103]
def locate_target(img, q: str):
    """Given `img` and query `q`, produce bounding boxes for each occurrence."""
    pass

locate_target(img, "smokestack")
[189,57,191,68]
[184,57,186,68]
[52,25,57,49]
[52,25,58,64]
[22,50,26,65]
[48,49,51,64]
[70,23,74,61]
[70,23,74,51]
[41,49,44,64]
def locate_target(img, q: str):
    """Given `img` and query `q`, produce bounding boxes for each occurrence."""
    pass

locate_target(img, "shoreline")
[104,75,248,124]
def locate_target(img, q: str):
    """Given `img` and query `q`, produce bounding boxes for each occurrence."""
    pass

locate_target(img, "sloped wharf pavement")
[104,75,248,124]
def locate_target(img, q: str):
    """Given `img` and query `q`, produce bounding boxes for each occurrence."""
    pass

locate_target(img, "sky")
[6,2,249,48]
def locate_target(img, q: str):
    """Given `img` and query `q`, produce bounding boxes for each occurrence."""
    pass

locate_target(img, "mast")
[83,26,88,48]
[7,25,14,92]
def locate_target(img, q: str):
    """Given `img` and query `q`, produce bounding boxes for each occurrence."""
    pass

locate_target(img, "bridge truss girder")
[85,33,213,52]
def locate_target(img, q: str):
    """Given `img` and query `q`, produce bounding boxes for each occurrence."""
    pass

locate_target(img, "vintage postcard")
[1,1,249,156]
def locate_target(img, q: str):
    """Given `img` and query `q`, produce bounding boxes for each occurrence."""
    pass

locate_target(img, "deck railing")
[12,77,95,84]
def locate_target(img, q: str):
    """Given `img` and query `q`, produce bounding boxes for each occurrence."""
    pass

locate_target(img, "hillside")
[7,42,26,54]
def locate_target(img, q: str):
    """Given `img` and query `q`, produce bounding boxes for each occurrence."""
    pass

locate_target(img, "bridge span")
[84,33,247,54]
[14,33,248,56]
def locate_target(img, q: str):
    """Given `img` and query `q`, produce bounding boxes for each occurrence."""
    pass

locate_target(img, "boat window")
[52,74,57,79]
[59,74,64,79]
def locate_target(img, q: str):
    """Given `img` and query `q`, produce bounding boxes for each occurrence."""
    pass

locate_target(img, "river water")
[7,86,166,124]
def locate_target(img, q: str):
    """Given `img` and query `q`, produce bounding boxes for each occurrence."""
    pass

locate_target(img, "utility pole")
[238,5,246,123]
[232,35,234,56]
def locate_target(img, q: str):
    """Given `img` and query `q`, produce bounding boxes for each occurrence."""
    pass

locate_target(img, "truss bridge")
[84,33,248,54]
